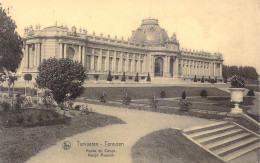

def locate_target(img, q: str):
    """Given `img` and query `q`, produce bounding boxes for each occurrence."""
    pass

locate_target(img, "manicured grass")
[132,128,223,163]
[0,111,125,163]
[132,97,254,112]
[81,86,229,100]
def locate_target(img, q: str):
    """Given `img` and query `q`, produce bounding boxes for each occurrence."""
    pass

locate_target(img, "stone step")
[183,121,229,134]
[222,143,260,162]
[214,137,259,156]
[197,129,244,145]
[189,125,237,140]
[205,133,252,150]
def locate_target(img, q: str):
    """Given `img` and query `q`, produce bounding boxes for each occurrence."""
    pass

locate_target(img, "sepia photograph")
[0,0,259,162]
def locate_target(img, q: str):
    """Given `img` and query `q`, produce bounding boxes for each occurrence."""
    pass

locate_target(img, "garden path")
[27,103,215,163]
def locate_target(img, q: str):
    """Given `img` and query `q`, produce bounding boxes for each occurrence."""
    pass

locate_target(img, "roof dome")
[130,19,169,46]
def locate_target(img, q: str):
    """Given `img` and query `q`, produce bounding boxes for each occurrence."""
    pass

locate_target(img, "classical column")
[138,54,141,73]
[189,61,192,76]
[132,54,135,73]
[82,46,85,67]
[90,49,94,71]
[192,60,195,76]
[59,43,63,59]
[174,57,179,77]
[24,45,28,68]
[119,52,123,73]
[98,49,102,71]
[144,55,147,73]
[37,43,41,66]
[33,43,38,68]
[112,51,117,72]
[78,45,82,62]
[126,53,129,72]
[213,62,216,77]
[105,55,109,72]
[151,55,154,74]
[163,56,167,77]
[64,44,67,59]
[220,63,222,78]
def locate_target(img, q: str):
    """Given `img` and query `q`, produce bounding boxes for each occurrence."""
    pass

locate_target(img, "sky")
[1,0,260,73]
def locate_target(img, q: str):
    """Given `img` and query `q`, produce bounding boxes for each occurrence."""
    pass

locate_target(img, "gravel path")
[26,103,215,163]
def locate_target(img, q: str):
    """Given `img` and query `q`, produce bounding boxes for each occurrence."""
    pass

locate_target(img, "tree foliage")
[0,4,23,72]
[222,65,258,80]
[36,58,86,105]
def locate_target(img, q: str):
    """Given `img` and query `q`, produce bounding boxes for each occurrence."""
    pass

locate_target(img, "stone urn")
[229,88,245,114]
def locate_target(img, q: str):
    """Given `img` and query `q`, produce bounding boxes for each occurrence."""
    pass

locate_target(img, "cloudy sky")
[2,0,260,73]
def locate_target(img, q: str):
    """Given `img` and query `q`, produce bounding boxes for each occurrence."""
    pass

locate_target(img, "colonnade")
[24,43,42,68]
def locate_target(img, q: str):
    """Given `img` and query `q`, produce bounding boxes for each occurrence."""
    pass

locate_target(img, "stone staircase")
[182,121,260,162]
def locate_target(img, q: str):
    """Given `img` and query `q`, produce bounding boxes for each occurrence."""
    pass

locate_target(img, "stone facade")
[21,19,223,80]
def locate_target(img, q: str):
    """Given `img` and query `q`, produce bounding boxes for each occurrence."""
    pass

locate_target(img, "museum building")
[21,19,223,81]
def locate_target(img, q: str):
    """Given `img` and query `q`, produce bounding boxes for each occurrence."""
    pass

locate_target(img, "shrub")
[181,91,186,99]
[135,73,139,83]
[94,74,99,81]
[141,76,145,80]
[1,101,11,112]
[147,72,151,82]
[194,75,197,82]
[247,89,255,97]
[201,76,205,83]
[128,76,132,80]
[121,72,126,82]
[36,58,86,109]
[100,92,107,103]
[224,77,227,83]
[198,78,201,81]
[230,75,245,88]
[38,113,50,123]
[122,92,131,105]
[200,90,208,98]
[14,93,26,110]
[16,116,24,124]
[160,91,166,98]
[115,75,119,80]
[74,105,81,111]
[42,91,55,109]
[178,100,192,112]
[215,77,218,83]
[211,79,215,84]
[150,95,158,108]
[107,71,113,81]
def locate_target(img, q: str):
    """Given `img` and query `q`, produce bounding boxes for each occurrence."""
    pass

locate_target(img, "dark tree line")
[222,65,259,80]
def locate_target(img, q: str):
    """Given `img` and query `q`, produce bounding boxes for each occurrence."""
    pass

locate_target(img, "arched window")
[155,57,163,76]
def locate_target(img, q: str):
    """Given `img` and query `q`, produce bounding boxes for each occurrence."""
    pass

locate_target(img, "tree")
[147,72,151,82]
[107,71,112,82]
[135,73,139,83]
[182,91,186,99]
[121,72,126,82]
[194,75,197,82]
[36,58,86,109]
[24,73,32,96]
[0,4,23,72]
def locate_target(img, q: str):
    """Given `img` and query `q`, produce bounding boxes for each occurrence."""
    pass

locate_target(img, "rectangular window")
[102,57,105,71]
[94,56,98,70]
[109,57,113,71]
[128,59,132,72]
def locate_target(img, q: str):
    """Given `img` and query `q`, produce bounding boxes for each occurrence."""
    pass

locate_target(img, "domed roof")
[130,19,169,46]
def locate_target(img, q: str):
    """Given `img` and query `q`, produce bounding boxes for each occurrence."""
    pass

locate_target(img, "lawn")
[131,128,223,163]
[0,110,125,163]
[81,86,229,100]
[132,96,254,113]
